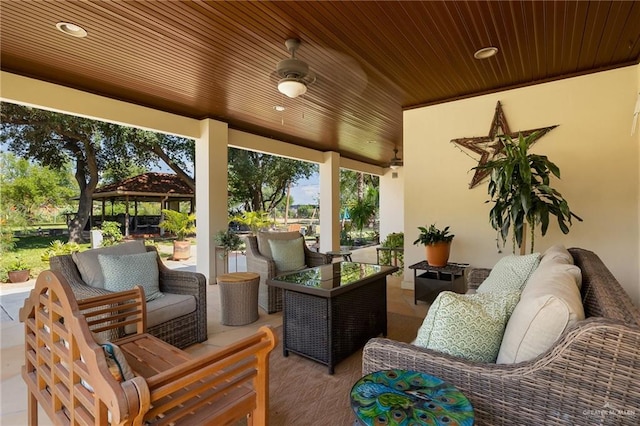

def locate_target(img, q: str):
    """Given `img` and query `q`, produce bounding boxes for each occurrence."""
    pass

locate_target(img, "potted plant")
[215,229,243,272]
[7,256,30,283]
[476,132,582,253]
[413,224,454,267]
[160,209,196,260]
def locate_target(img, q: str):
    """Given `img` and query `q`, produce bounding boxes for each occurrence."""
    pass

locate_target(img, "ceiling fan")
[389,147,403,169]
[275,38,316,98]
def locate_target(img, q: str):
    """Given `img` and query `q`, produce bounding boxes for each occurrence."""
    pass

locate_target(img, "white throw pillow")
[257,231,301,259]
[539,244,573,266]
[476,253,541,294]
[268,237,306,272]
[414,291,520,363]
[497,262,584,364]
[72,240,146,288]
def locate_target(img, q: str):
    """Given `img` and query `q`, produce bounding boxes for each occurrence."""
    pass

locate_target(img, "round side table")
[327,250,353,262]
[216,272,260,326]
[350,369,474,425]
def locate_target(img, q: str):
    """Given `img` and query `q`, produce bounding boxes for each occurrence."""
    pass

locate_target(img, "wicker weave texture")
[49,246,207,349]
[245,234,331,314]
[283,277,387,373]
[362,248,640,424]
[217,273,260,326]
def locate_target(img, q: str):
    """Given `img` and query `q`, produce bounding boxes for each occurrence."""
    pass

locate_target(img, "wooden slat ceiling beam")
[1,1,639,167]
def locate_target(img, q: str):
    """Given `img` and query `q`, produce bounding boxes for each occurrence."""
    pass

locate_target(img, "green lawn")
[1,235,175,283]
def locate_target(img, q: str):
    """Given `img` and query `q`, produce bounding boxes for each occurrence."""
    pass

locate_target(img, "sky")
[289,173,319,205]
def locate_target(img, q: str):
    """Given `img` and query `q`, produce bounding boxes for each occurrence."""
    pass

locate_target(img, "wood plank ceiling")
[1,1,639,167]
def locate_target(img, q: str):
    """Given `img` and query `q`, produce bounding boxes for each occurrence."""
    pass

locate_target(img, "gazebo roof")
[93,172,194,202]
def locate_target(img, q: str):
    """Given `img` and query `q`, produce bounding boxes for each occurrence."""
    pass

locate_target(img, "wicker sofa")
[245,231,331,313]
[363,248,640,425]
[49,244,207,349]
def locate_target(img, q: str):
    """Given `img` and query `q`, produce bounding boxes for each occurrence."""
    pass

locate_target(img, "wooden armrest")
[124,326,278,425]
[77,286,147,336]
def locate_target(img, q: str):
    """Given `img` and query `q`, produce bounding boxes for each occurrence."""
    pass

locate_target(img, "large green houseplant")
[476,132,582,253]
[160,209,196,260]
[413,224,454,267]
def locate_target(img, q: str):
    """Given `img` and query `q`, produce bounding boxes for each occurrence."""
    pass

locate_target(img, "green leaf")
[547,161,561,178]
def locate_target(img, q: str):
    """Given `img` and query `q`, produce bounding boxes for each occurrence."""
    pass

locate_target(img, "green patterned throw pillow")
[268,237,306,272]
[476,253,541,294]
[98,251,163,302]
[414,291,520,363]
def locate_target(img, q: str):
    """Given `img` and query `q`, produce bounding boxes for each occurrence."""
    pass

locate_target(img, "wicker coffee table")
[267,262,398,374]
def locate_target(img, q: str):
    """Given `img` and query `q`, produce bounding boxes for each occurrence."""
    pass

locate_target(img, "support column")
[379,167,407,286]
[319,151,341,252]
[196,119,228,282]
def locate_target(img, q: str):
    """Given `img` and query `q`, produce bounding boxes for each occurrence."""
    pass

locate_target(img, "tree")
[227,148,317,213]
[1,103,194,242]
[0,152,77,226]
[348,186,379,237]
[340,169,379,233]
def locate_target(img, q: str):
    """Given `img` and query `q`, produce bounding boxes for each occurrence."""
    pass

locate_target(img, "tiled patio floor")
[0,245,427,425]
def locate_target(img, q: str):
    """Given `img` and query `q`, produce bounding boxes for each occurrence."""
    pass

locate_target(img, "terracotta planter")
[172,240,191,260]
[425,242,451,267]
[8,269,30,283]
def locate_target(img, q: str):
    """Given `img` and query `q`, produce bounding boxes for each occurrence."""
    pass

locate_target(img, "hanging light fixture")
[278,77,307,98]
[389,148,403,169]
[275,39,314,99]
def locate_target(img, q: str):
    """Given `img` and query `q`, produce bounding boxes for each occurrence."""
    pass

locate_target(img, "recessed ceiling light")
[474,46,498,59]
[56,22,88,38]
[274,105,286,112]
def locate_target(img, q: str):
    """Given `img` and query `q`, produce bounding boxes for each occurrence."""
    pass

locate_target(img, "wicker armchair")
[49,245,207,349]
[362,248,640,425]
[245,231,331,313]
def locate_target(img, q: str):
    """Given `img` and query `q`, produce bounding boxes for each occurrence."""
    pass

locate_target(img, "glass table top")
[273,262,391,290]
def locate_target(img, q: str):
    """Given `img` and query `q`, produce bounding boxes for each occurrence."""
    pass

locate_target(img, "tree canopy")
[227,148,317,213]
[0,152,77,226]
[1,102,194,242]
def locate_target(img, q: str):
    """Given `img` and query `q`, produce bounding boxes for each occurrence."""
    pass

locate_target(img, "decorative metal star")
[451,101,558,189]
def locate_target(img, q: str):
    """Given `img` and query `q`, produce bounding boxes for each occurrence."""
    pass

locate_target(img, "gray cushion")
[99,251,163,302]
[124,293,196,334]
[72,240,146,288]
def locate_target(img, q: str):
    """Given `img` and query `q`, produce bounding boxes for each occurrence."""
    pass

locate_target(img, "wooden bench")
[20,270,277,426]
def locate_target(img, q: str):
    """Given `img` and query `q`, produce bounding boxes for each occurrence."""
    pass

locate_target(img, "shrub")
[380,232,404,275]
[41,240,81,262]
[101,221,124,246]
[0,227,16,252]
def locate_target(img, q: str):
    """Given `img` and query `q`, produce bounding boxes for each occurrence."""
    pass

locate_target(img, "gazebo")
[90,172,194,237]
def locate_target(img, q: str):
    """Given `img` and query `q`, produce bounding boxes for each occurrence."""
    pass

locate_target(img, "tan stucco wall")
[404,65,640,306]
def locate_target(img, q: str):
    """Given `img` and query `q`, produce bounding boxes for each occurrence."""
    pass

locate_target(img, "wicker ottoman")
[216,272,260,326]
